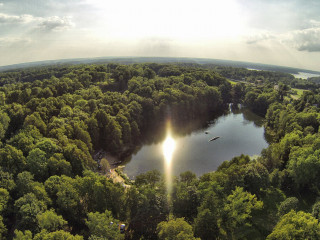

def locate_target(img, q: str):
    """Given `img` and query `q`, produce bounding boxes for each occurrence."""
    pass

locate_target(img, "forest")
[0,62,320,239]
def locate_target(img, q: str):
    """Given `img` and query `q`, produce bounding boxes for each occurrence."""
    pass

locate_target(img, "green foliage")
[288,147,320,190]
[0,144,26,176]
[125,179,169,239]
[0,168,16,191]
[86,210,124,240]
[47,153,72,176]
[26,148,48,181]
[194,208,219,240]
[37,209,67,232]
[172,183,199,222]
[1,62,320,239]
[312,201,320,220]
[34,230,84,240]
[179,171,197,185]
[157,218,199,240]
[24,112,47,135]
[220,187,263,239]
[14,193,47,231]
[278,197,299,217]
[0,111,10,140]
[14,230,84,240]
[0,188,9,212]
[244,161,270,196]
[14,230,33,240]
[134,170,161,188]
[0,188,9,239]
[100,158,110,174]
[267,210,320,240]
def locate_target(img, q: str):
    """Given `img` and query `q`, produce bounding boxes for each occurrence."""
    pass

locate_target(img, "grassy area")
[290,88,305,99]
[228,79,237,85]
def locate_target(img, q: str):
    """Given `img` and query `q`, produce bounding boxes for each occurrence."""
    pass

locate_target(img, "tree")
[94,110,122,152]
[75,171,125,218]
[0,188,9,239]
[278,197,299,217]
[14,193,47,231]
[35,139,60,158]
[134,170,161,188]
[24,112,47,135]
[26,148,48,181]
[126,185,168,239]
[0,111,10,140]
[63,144,89,176]
[143,68,156,79]
[33,230,83,240]
[157,218,199,240]
[267,210,320,240]
[72,122,93,151]
[312,201,320,220]
[232,83,245,103]
[194,208,219,240]
[244,161,270,196]
[55,179,82,227]
[47,153,72,177]
[179,171,197,185]
[100,158,110,174]
[15,172,51,205]
[14,230,84,240]
[220,187,263,239]
[278,83,290,102]
[0,168,16,191]
[172,184,199,222]
[37,209,67,232]
[288,147,320,190]
[0,144,26,176]
[13,230,33,240]
[86,210,124,240]
[7,129,38,156]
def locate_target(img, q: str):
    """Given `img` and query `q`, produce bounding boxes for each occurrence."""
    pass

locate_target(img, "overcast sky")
[0,0,319,70]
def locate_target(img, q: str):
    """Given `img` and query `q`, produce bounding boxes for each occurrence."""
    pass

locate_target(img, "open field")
[291,88,305,99]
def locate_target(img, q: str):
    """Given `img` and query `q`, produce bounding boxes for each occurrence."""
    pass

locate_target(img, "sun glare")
[162,126,176,196]
[91,0,244,40]
[163,134,176,165]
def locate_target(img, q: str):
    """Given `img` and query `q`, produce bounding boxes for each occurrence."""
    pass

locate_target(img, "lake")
[123,106,269,178]
[293,72,320,79]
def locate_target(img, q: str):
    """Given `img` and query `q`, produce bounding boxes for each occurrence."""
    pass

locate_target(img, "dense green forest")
[0,63,320,239]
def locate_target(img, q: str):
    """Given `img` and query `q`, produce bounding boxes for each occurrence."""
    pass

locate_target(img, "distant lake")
[123,106,269,178]
[293,72,320,79]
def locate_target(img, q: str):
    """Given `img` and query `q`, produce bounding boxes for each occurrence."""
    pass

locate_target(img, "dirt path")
[108,168,131,189]
[109,169,124,183]
[94,150,131,188]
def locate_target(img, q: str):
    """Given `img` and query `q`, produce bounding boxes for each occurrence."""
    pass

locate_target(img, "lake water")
[123,106,269,178]
[293,72,320,79]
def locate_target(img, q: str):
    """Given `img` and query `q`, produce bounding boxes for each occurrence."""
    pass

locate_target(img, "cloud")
[245,31,275,44]
[283,20,320,52]
[246,20,320,52]
[0,12,74,31]
[0,13,38,24]
[38,16,74,31]
[286,28,320,52]
[310,20,320,27]
[0,3,3,7]
[0,37,31,47]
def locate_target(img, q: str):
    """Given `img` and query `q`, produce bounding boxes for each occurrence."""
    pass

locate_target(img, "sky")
[0,0,320,71]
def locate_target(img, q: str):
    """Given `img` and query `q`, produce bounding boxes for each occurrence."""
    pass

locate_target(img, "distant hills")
[1,56,320,75]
